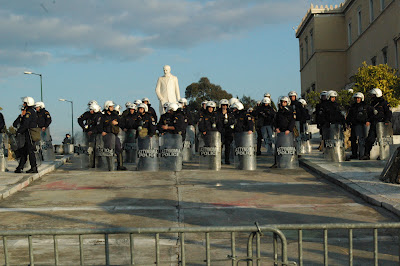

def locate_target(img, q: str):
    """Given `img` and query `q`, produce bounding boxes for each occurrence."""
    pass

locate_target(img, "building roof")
[295,1,353,38]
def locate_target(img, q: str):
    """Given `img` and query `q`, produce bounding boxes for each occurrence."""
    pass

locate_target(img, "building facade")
[296,0,400,98]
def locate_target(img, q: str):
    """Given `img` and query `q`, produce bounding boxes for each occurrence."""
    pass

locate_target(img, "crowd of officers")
[3,87,391,173]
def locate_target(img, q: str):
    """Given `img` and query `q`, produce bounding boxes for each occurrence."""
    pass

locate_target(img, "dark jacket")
[233,110,254,133]
[158,112,186,135]
[99,110,121,135]
[147,104,158,122]
[290,100,305,122]
[182,107,193,126]
[274,106,295,132]
[0,112,5,132]
[346,102,370,126]
[198,110,223,133]
[121,112,137,130]
[133,112,156,137]
[36,108,52,128]
[254,104,276,127]
[324,101,345,126]
[78,111,93,132]
[14,106,38,134]
[369,97,392,123]
[315,100,328,128]
[217,110,235,135]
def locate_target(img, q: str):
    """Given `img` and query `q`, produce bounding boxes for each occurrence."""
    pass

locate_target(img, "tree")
[239,95,257,110]
[305,91,320,109]
[353,62,400,107]
[185,77,232,112]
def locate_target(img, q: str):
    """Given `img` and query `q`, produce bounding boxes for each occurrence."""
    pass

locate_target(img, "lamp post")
[24,71,43,101]
[59,99,74,144]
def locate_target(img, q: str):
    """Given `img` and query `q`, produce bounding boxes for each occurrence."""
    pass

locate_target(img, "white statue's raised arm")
[155,65,181,114]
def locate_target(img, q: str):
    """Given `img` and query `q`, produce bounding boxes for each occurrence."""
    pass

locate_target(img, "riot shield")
[124,129,137,163]
[137,135,159,171]
[296,122,312,154]
[183,125,195,162]
[40,128,55,161]
[0,133,7,172]
[95,134,116,171]
[324,124,345,162]
[354,124,368,159]
[261,125,275,155]
[63,144,74,154]
[159,133,183,171]
[199,131,222,170]
[276,132,298,169]
[234,132,257,170]
[33,141,42,167]
[73,132,91,169]
[380,147,400,183]
[376,122,393,160]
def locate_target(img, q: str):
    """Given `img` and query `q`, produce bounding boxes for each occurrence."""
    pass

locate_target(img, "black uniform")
[13,106,38,172]
[158,112,186,136]
[217,109,235,163]
[254,104,276,154]
[364,97,392,157]
[0,112,5,132]
[323,101,345,126]
[98,110,123,158]
[315,99,328,130]
[146,104,158,122]
[182,107,194,126]
[78,111,95,132]
[36,108,52,128]
[274,106,295,133]
[290,99,307,133]
[198,110,223,134]
[133,112,157,137]
[233,110,254,133]
[346,101,370,157]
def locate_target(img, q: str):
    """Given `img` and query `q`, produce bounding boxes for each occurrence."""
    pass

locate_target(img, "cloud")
[0,0,321,75]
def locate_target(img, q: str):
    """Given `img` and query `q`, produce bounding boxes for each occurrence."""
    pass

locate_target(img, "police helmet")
[163,102,170,112]
[229,98,240,106]
[347,88,354,93]
[201,100,208,106]
[206,101,216,109]
[115,105,122,115]
[22,96,35,107]
[104,100,115,110]
[231,102,244,111]
[127,103,136,110]
[137,103,148,112]
[327,90,338,98]
[88,100,98,106]
[298,99,307,106]
[168,103,179,112]
[370,88,383,98]
[288,91,298,97]
[219,99,229,108]
[125,102,132,108]
[178,98,188,105]
[320,91,328,99]
[352,92,365,101]
[177,103,184,111]
[262,97,271,104]
[142,97,150,104]
[248,108,253,112]
[134,99,142,105]
[264,93,271,98]
[90,103,101,113]
[34,101,45,109]
[280,96,290,104]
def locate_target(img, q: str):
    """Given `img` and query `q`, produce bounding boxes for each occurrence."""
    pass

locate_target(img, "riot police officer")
[255,97,276,155]
[361,88,392,160]
[121,102,133,117]
[13,97,39,173]
[231,102,254,134]
[217,99,235,164]
[322,91,345,128]
[134,103,157,138]
[288,91,306,133]
[347,92,370,159]
[142,98,157,121]
[274,96,295,135]
[121,103,137,132]
[179,98,193,126]
[35,102,52,132]
[264,93,277,111]
[78,100,100,133]
[198,101,223,135]
[158,103,186,135]
[99,101,127,170]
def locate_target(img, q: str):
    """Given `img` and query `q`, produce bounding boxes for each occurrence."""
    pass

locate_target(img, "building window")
[300,44,304,67]
[382,47,388,64]
[357,9,362,36]
[348,22,352,46]
[371,56,377,66]
[380,0,385,11]
[369,0,374,22]
[305,36,309,60]
[310,29,314,54]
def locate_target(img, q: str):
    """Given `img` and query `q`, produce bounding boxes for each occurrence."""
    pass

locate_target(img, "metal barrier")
[1,222,400,265]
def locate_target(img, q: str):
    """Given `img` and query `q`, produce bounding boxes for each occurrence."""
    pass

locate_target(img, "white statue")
[155,65,181,114]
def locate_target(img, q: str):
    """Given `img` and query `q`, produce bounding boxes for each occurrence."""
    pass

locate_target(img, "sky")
[0,0,344,143]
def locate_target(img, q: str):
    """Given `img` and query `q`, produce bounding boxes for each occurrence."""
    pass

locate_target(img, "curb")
[0,155,73,200]
[299,158,400,217]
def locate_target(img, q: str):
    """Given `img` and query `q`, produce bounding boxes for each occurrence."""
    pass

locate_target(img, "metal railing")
[0,223,399,265]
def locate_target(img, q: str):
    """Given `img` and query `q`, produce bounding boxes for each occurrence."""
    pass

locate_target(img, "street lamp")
[24,71,43,101]
[59,99,74,144]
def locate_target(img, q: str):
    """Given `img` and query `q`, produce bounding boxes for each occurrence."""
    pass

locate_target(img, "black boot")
[117,154,127,171]
[14,168,23,173]
[26,167,38,173]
